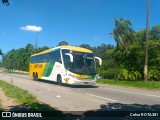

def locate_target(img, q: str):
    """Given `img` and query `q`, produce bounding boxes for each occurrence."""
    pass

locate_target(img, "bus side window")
[50,52,55,62]
[55,50,61,63]
[39,55,43,63]
[30,57,33,63]
[44,53,50,62]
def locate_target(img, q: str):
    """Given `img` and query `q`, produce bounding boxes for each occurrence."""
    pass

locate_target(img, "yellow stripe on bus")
[60,46,93,53]
[75,74,89,78]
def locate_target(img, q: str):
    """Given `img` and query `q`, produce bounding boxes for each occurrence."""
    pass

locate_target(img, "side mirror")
[65,53,73,62]
[94,57,102,66]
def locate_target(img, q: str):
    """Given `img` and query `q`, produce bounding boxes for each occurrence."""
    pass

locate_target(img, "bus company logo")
[34,64,43,68]
[2,112,11,117]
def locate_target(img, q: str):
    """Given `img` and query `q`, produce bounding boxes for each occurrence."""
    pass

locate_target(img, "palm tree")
[113,18,134,51]
[0,49,3,56]
[111,18,134,80]
[2,0,9,6]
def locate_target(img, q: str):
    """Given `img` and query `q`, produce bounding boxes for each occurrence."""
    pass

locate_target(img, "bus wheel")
[33,73,36,80]
[33,73,38,81]
[57,75,62,85]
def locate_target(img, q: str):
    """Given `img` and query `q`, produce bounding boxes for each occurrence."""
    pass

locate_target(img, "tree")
[79,44,93,50]
[93,44,114,59]
[2,49,16,72]
[25,44,35,54]
[2,44,50,72]
[96,46,115,79]
[150,25,160,40]
[113,18,134,51]
[0,49,3,68]
[111,18,134,80]
[37,46,49,53]
[57,41,68,46]
[0,49,3,56]
[24,44,35,71]
[2,0,9,6]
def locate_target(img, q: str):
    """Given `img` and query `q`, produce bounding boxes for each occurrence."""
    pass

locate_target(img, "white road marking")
[56,95,61,98]
[145,94,160,98]
[86,93,117,102]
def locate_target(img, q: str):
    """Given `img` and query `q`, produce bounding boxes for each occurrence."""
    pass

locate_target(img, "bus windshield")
[62,49,96,75]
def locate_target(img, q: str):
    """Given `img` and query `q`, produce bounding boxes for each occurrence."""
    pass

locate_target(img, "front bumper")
[72,78,96,85]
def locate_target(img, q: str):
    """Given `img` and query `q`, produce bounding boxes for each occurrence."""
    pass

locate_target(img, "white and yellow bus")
[29,46,102,85]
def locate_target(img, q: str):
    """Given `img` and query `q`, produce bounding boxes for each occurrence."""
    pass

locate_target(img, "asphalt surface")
[0,72,160,119]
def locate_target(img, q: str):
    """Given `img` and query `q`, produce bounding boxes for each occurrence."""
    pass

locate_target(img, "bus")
[29,46,102,85]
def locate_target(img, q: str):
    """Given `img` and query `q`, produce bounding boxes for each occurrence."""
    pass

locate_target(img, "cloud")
[20,25,42,32]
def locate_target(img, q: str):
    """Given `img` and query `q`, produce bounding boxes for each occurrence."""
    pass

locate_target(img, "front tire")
[57,75,62,85]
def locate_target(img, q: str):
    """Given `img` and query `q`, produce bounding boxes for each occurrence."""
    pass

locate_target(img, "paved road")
[0,72,160,112]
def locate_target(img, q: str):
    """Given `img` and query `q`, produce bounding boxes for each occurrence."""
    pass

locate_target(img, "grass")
[0,80,76,119]
[0,80,58,111]
[4,70,28,75]
[97,79,160,91]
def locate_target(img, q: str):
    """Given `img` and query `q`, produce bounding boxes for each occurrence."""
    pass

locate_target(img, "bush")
[97,68,115,79]
[117,69,142,80]
[98,67,142,80]
[148,69,160,81]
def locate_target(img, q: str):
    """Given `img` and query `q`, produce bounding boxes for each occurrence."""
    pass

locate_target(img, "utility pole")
[144,0,150,83]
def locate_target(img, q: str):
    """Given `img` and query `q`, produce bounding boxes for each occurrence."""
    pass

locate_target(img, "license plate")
[84,82,88,84]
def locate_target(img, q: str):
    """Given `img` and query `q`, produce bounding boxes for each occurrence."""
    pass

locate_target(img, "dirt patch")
[0,88,30,111]
[13,70,29,74]
[0,68,4,73]
[0,88,18,110]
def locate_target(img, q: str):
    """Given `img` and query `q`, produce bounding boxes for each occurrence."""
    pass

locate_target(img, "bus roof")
[31,46,93,57]
[60,46,93,53]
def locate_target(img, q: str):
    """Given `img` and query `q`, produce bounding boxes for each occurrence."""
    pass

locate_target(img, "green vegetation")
[97,79,160,90]
[0,100,2,110]
[96,18,160,81]
[1,18,160,81]
[0,80,58,111]
[4,70,29,75]
[1,45,49,72]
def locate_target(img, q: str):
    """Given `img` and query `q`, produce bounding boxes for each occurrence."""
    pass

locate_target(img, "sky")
[0,0,160,54]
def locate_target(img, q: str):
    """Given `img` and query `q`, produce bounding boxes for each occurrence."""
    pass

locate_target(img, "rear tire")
[33,73,38,81]
[57,75,62,85]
